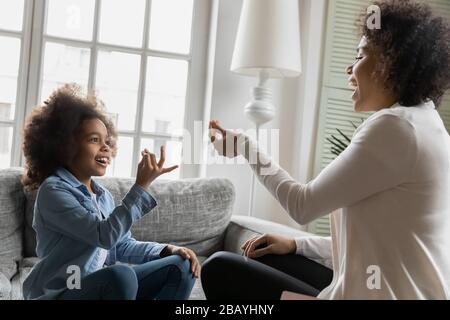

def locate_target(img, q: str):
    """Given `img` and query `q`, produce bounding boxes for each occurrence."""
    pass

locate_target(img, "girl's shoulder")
[36,174,83,203]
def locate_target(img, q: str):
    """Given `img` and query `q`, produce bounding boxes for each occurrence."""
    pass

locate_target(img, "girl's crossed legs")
[57,255,195,300]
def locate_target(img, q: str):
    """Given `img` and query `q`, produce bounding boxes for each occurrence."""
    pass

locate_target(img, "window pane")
[41,42,90,103]
[99,0,146,48]
[0,0,24,31]
[140,138,181,180]
[46,0,95,41]
[0,126,13,168]
[106,136,134,178]
[149,0,193,54]
[142,57,188,134]
[96,51,141,131]
[0,36,20,121]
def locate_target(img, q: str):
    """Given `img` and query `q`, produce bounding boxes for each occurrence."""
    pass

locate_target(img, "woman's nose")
[346,64,353,75]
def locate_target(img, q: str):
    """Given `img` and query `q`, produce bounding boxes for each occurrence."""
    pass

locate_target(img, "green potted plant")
[327,120,363,157]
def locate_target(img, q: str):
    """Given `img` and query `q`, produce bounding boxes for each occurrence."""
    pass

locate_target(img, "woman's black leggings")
[201,251,333,300]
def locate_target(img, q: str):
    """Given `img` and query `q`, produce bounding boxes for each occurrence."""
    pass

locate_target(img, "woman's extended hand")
[209,120,247,158]
[135,145,178,190]
[163,245,201,278]
[241,234,297,259]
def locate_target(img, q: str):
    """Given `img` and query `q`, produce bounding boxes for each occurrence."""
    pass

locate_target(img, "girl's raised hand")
[135,145,178,189]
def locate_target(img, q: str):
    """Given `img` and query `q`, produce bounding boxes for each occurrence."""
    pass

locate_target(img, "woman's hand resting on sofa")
[161,244,201,278]
[241,234,297,258]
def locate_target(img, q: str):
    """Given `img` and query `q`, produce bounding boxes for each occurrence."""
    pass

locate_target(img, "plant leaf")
[349,121,358,130]
[326,138,345,152]
[330,135,348,149]
[336,128,351,143]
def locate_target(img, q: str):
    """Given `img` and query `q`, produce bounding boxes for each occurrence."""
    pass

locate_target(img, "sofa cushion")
[8,257,38,300]
[0,272,11,300]
[0,168,25,279]
[96,177,235,257]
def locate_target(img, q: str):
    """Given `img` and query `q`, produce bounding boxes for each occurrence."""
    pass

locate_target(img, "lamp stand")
[244,70,275,217]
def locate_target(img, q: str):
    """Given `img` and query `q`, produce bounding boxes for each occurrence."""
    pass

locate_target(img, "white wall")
[204,0,327,231]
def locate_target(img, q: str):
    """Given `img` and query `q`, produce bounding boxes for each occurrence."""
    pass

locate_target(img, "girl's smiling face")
[68,118,112,184]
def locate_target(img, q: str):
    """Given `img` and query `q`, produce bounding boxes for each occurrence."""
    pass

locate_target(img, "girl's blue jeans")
[56,255,195,300]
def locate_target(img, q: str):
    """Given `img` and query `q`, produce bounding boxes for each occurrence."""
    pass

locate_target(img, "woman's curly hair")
[359,0,450,107]
[22,84,118,190]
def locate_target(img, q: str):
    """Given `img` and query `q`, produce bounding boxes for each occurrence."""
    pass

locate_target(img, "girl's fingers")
[146,153,153,169]
[189,253,201,278]
[180,249,190,259]
[142,153,150,168]
[162,165,179,174]
[138,154,144,168]
[194,261,201,278]
[191,258,198,274]
[158,145,166,167]
[184,248,198,276]
[149,153,157,169]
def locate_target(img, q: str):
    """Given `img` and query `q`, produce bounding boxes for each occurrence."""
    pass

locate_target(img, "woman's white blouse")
[246,101,450,299]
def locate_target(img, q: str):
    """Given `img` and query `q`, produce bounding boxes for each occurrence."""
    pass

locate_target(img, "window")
[0,0,29,169]
[0,0,210,180]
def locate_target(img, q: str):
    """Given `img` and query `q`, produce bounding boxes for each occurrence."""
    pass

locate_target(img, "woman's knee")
[104,265,138,299]
[201,251,239,281]
[202,252,236,271]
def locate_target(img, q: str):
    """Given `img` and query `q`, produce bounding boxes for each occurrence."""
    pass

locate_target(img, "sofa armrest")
[0,272,11,300]
[223,215,314,255]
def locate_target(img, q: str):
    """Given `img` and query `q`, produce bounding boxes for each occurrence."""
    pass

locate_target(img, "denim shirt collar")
[55,167,104,197]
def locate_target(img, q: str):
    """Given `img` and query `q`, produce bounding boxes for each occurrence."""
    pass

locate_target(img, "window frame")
[11,0,211,179]
[0,0,34,168]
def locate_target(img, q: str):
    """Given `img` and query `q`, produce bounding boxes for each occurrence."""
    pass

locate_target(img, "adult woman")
[202,0,450,299]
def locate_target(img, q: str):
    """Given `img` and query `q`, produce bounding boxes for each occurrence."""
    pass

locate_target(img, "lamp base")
[244,86,275,126]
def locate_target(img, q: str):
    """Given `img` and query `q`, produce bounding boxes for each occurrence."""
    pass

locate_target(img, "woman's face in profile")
[346,37,396,112]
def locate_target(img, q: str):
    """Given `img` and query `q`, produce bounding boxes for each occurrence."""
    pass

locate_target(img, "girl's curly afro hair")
[359,0,450,107]
[22,84,118,189]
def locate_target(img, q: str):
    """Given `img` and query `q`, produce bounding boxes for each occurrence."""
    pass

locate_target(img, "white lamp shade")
[231,0,302,78]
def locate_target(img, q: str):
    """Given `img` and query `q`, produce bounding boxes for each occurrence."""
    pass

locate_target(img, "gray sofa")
[0,167,312,300]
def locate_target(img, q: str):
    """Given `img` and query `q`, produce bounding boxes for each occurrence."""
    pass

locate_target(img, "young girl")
[21,84,200,300]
